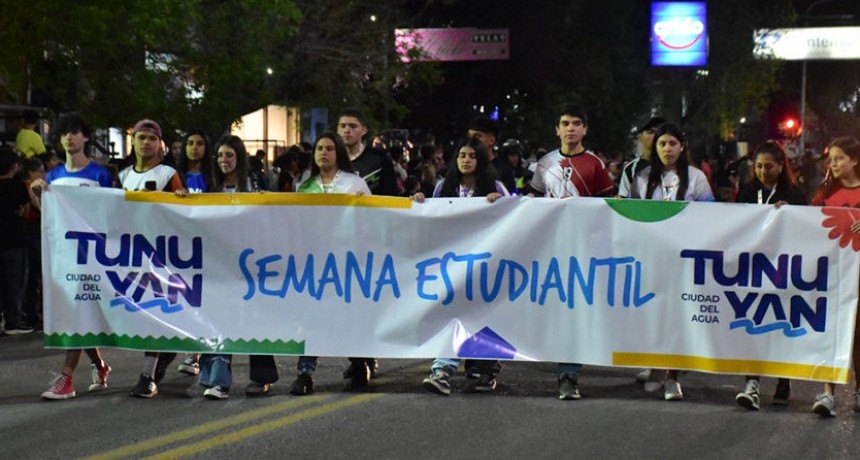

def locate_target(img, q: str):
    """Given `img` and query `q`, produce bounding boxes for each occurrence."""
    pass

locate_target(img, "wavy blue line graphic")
[729,319,807,338]
[110,296,184,314]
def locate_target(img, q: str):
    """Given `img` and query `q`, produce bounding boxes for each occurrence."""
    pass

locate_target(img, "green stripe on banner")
[604,199,688,223]
[43,333,305,354]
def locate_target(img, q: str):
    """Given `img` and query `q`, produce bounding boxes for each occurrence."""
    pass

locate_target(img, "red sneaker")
[42,373,76,400]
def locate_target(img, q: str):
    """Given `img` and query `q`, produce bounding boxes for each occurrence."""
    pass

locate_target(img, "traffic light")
[778,117,801,138]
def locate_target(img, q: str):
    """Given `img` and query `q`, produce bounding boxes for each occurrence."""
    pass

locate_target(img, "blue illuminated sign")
[651,2,708,67]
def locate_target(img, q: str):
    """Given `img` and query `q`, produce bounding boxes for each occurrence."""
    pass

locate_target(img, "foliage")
[272,0,443,131]
[0,0,301,139]
[681,0,795,152]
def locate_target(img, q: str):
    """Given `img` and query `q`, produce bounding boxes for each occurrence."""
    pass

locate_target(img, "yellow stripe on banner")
[142,394,384,460]
[123,191,412,209]
[612,352,850,383]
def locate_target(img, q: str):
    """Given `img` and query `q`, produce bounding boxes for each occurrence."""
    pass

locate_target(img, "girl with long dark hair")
[412,137,508,394]
[733,140,806,411]
[177,129,216,193]
[628,123,713,401]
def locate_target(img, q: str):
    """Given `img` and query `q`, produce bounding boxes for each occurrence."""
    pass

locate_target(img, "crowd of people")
[1,104,859,417]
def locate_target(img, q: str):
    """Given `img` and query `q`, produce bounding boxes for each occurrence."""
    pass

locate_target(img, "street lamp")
[800,0,836,156]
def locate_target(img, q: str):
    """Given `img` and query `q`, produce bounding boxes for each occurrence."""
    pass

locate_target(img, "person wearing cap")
[118,119,184,193]
[336,109,399,197]
[32,114,114,400]
[467,116,516,193]
[617,116,665,198]
[119,119,184,398]
[618,116,665,385]
[530,103,615,401]
[499,138,528,194]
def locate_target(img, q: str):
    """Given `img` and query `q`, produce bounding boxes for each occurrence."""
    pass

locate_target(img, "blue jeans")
[558,362,582,379]
[297,356,318,374]
[431,358,501,377]
[199,354,232,388]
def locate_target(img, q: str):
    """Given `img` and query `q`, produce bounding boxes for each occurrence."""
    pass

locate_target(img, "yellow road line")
[88,362,429,460]
[142,394,385,460]
[613,352,850,382]
[86,395,329,460]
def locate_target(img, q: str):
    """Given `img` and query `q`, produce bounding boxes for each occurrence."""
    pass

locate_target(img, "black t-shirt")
[351,146,399,196]
[492,156,516,194]
[735,182,808,205]
[0,178,30,250]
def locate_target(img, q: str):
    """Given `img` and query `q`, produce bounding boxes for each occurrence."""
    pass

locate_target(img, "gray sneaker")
[558,375,581,400]
[812,393,836,417]
[735,379,760,411]
[423,370,451,395]
[635,369,652,383]
[664,378,683,401]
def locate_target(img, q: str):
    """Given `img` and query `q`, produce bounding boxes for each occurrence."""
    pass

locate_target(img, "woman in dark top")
[735,140,808,206]
[733,140,805,411]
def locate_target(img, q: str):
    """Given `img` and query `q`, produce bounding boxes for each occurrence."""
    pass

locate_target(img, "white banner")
[43,187,859,382]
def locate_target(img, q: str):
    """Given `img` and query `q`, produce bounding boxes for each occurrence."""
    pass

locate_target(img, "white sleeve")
[689,168,715,202]
[495,180,510,196]
[530,161,546,193]
[617,163,633,197]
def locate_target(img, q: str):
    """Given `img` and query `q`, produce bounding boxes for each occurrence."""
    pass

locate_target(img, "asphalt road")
[2,332,860,459]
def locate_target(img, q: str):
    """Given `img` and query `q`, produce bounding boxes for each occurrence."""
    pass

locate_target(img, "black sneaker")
[289,373,314,396]
[368,358,380,377]
[130,373,158,398]
[474,373,497,392]
[343,361,370,390]
[773,379,791,405]
[154,353,176,384]
[4,324,34,335]
[245,382,272,396]
[558,375,581,400]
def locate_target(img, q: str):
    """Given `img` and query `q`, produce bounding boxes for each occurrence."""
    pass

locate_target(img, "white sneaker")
[177,357,200,376]
[88,362,111,392]
[664,378,683,401]
[203,386,229,400]
[644,369,668,392]
[635,369,652,383]
[812,393,835,416]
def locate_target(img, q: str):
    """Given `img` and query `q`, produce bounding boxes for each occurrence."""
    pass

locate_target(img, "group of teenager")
[13,103,860,417]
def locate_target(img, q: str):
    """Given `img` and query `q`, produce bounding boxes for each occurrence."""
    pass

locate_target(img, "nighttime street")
[3,332,860,459]
[2,1,860,459]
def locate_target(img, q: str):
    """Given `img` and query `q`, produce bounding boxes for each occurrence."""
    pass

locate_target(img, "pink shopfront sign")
[395,28,509,62]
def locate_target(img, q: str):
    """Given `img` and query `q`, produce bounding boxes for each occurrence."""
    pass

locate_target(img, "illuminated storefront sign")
[395,28,509,62]
[651,2,708,67]
[754,27,860,60]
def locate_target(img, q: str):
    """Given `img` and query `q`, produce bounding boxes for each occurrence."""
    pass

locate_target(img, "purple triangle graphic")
[456,327,517,360]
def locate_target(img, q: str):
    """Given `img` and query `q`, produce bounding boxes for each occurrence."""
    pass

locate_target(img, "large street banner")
[43,187,859,383]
